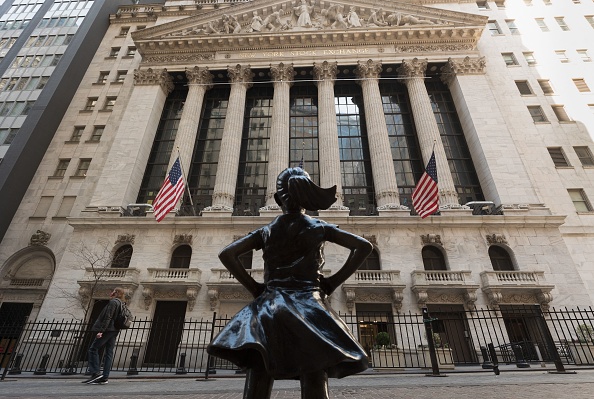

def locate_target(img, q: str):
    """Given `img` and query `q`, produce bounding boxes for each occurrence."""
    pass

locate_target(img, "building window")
[3,129,18,144]
[555,17,569,31]
[577,50,592,62]
[119,26,130,36]
[586,16,594,29]
[49,54,62,67]
[115,71,127,83]
[572,0,580,3]
[547,147,570,167]
[495,1,506,9]
[70,126,84,142]
[109,47,120,57]
[97,71,109,84]
[536,18,550,32]
[524,0,533,6]
[37,77,49,90]
[552,105,571,122]
[515,80,533,95]
[506,19,520,34]
[543,0,551,5]
[32,196,53,218]
[359,249,381,270]
[89,126,104,142]
[170,245,192,269]
[574,146,594,166]
[573,78,591,92]
[489,246,515,271]
[54,196,75,218]
[538,79,555,94]
[103,96,116,110]
[528,105,548,122]
[502,52,518,66]
[555,50,569,63]
[289,81,320,185]
[0,128,8,144]
[54,159,70,177]
[488,21,502,35]
[136,25,146,30]
[422,246,447,271]
[568,189,593,212]
[84,97,97,111]
[112,245,133,268]
[125,46,136,56]
[477,0,490,10]
[74,159,91,177]
[523,52,537,65]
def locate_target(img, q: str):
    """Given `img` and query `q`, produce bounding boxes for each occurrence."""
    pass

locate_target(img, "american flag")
[412,151,439,219]
[153,157,185,222]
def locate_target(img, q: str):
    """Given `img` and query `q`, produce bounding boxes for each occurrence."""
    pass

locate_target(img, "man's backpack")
[114,300,133,329]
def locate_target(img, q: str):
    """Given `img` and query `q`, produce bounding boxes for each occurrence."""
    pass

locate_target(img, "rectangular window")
[548,147,570,167]
[523,52,537,65]
[103,97,116,110]
[55,196,76,217]
[21,101,33,115]
[70,126,84,142]
[506,20,520,34]
[555,17,569,31]
[552,105,571,122]
[4,129,18,144]
[538,79,554,94]
[119,26,130,36]
[574,147,594,166]
[89,126,104,142]
[136,25,146,30]
[488,21,502,35]
[586,16,594,29]
[6,77,18,91]
[543,0,551,5]
[0,128,8,144]
[555,50,569,63]
[109,47,120,57]
[9,101,25,116]
[125,46,136,56]
[536,18,550,32]
[477,0,490,9]
[115,71,127,83]
[528,105,548,122]
[74,159,91,177]
[97,71,109,84]
[32,196,53,218]
[573,78,591,92]
[568,189,593,212]
[50,54,62,66]
[515,80,533,95]
[502,52,518,66]
[524,0,533,5]
[84,97,97,111]
[15,77,28,91]
[54,159,70,177]
[36,76,49,90]
[577,50,592,62]
[495,1,506,9]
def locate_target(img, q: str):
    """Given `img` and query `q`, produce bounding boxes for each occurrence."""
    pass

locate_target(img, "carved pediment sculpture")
[30,230,51,246]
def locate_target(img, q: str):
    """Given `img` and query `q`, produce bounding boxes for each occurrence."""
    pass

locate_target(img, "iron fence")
[1,307,593,378]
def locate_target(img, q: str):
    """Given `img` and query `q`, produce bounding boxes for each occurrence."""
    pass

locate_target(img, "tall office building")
[1,0,594,366]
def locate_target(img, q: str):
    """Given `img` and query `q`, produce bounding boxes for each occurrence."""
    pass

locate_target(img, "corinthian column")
[398,58,459,207]
[263,63,295,210]
[204,64,253,213]
[168,66,213,172]
[355,59,407,211]
[313,61,343,208]
[89,68,174,210]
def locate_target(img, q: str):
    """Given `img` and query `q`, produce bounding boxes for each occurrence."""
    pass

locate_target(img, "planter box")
[370,349,404,369]
[404,347,455,370]
[568,343,594,365]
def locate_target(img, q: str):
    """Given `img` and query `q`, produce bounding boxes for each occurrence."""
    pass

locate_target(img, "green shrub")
[375,332,391,347]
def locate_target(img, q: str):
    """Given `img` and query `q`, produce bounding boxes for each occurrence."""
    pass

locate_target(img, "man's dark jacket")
[91,298,122,332]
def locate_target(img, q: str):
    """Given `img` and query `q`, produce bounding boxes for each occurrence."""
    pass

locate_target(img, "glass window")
[50,54,62,66]
[112,245,133,268]
[21,101,33,115]
[586,16,594,29]
[552,105,570,122]
[6,77,19,91]
[119,26,130,36]
[359,249,381,270]
[555,17,569,31]
[0,128,8,144]
[555,50,569,63]
[502,52,518,66]
[477,1,490,10]
[523,52,537,65]
[170,245,192,269]
[115,70,127,83]
[109,47,120,57]
[543,0,551,5]
[70,126,84,142]
[97,71,109,84]
[84,97,97,110]
[0,78,8,91]
[548,147,570,167]
[422,246,447,271]
[15,77,28,90]
[489,246,515,271]
[577,50,592,62]
[103,96,116,110]
[488,21,502,35]
[515,80,533,95]
[125,46,136,56]
[538,79,554,94]
[9,101,25,116]
[4,128,18,144]
[74,158,91,177]
[574,147,594,166]
[528,105,548,122]
[536,18,549,32]
[89,126,104,142]
[54,159,70,177]
[568,189,593,212]
[573,78,591,92]
[36,76,49,90]
[0,102,13,117]
[506,19,520,34]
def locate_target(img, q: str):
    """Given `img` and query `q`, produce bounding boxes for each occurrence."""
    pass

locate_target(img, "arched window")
[359,248,381,270]
[112,245,132,268]
[422,246,447,271]
[239,250,253,270]
[489,246,515,271]
[170,245,192,269]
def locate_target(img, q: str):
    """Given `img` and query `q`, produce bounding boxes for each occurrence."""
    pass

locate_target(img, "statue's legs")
[300,370,329,399]
[243,353,273,399]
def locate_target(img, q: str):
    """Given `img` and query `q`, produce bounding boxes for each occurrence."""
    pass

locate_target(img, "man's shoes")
[82,373,103,384]
[89,377,108,385]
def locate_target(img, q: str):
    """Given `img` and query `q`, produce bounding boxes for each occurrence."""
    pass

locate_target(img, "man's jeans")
[87,331,118,378]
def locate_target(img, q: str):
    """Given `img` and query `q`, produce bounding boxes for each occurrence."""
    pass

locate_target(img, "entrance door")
[143,301,187,366]
[500,305,547,361]
[77,299,109,361]
[427,304,477,364]
[0,302,33,367]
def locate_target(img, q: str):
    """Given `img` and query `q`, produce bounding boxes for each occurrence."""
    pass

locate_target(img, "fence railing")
[1,307,593,378]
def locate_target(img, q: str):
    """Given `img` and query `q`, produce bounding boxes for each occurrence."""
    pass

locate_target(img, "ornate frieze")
[354,59,382,81]
[174,234,193,245]
[29,230,51,246]
[133,68,174,94]
[486,234,507,245]
[185,66,214,87]
[227,64,254,87]
[397,58,427,80]
[270,62,296,83]
[313,60,338,82]
[142,53,215,64]
[440,56,486,84]
[115,234,135,245]
[394,44,475,53]
[421,234,442,245]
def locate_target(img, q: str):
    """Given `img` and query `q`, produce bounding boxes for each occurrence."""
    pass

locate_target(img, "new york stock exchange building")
[2,0,594,372]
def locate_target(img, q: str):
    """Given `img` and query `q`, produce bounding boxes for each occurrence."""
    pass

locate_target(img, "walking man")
[82,287,126,384]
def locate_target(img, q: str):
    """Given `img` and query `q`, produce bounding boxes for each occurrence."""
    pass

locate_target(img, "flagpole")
[176,147,196,216]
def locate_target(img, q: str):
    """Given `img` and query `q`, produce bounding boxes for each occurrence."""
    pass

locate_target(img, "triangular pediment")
[131,0,487,59]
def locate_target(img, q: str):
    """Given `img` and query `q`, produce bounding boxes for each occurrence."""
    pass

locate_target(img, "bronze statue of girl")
[207,167,372,399]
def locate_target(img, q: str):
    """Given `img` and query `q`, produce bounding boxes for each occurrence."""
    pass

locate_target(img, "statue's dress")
[207,213,368,379]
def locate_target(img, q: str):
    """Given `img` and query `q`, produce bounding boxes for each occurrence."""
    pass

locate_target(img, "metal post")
[487,343,500,375]
[34,354,50,375]
[480,346,493,369]
[422,307,446,377]
[127,348,139,376]
[204,312,217,380]
[512,344,530,368]
[176,352,187,375]
[536,306,574,374]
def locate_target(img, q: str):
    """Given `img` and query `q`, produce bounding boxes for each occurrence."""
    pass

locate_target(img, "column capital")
[270,62,296,85]
[440,56,486,85]
[227,64,254,88]
[354,59,383,81]
[313,61,338,83]
[133,67,174,94]
[186,66,214,88]
[397,58,428,81]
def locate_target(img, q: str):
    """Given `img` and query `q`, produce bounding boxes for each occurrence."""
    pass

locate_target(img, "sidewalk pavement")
[1,366,594,398]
